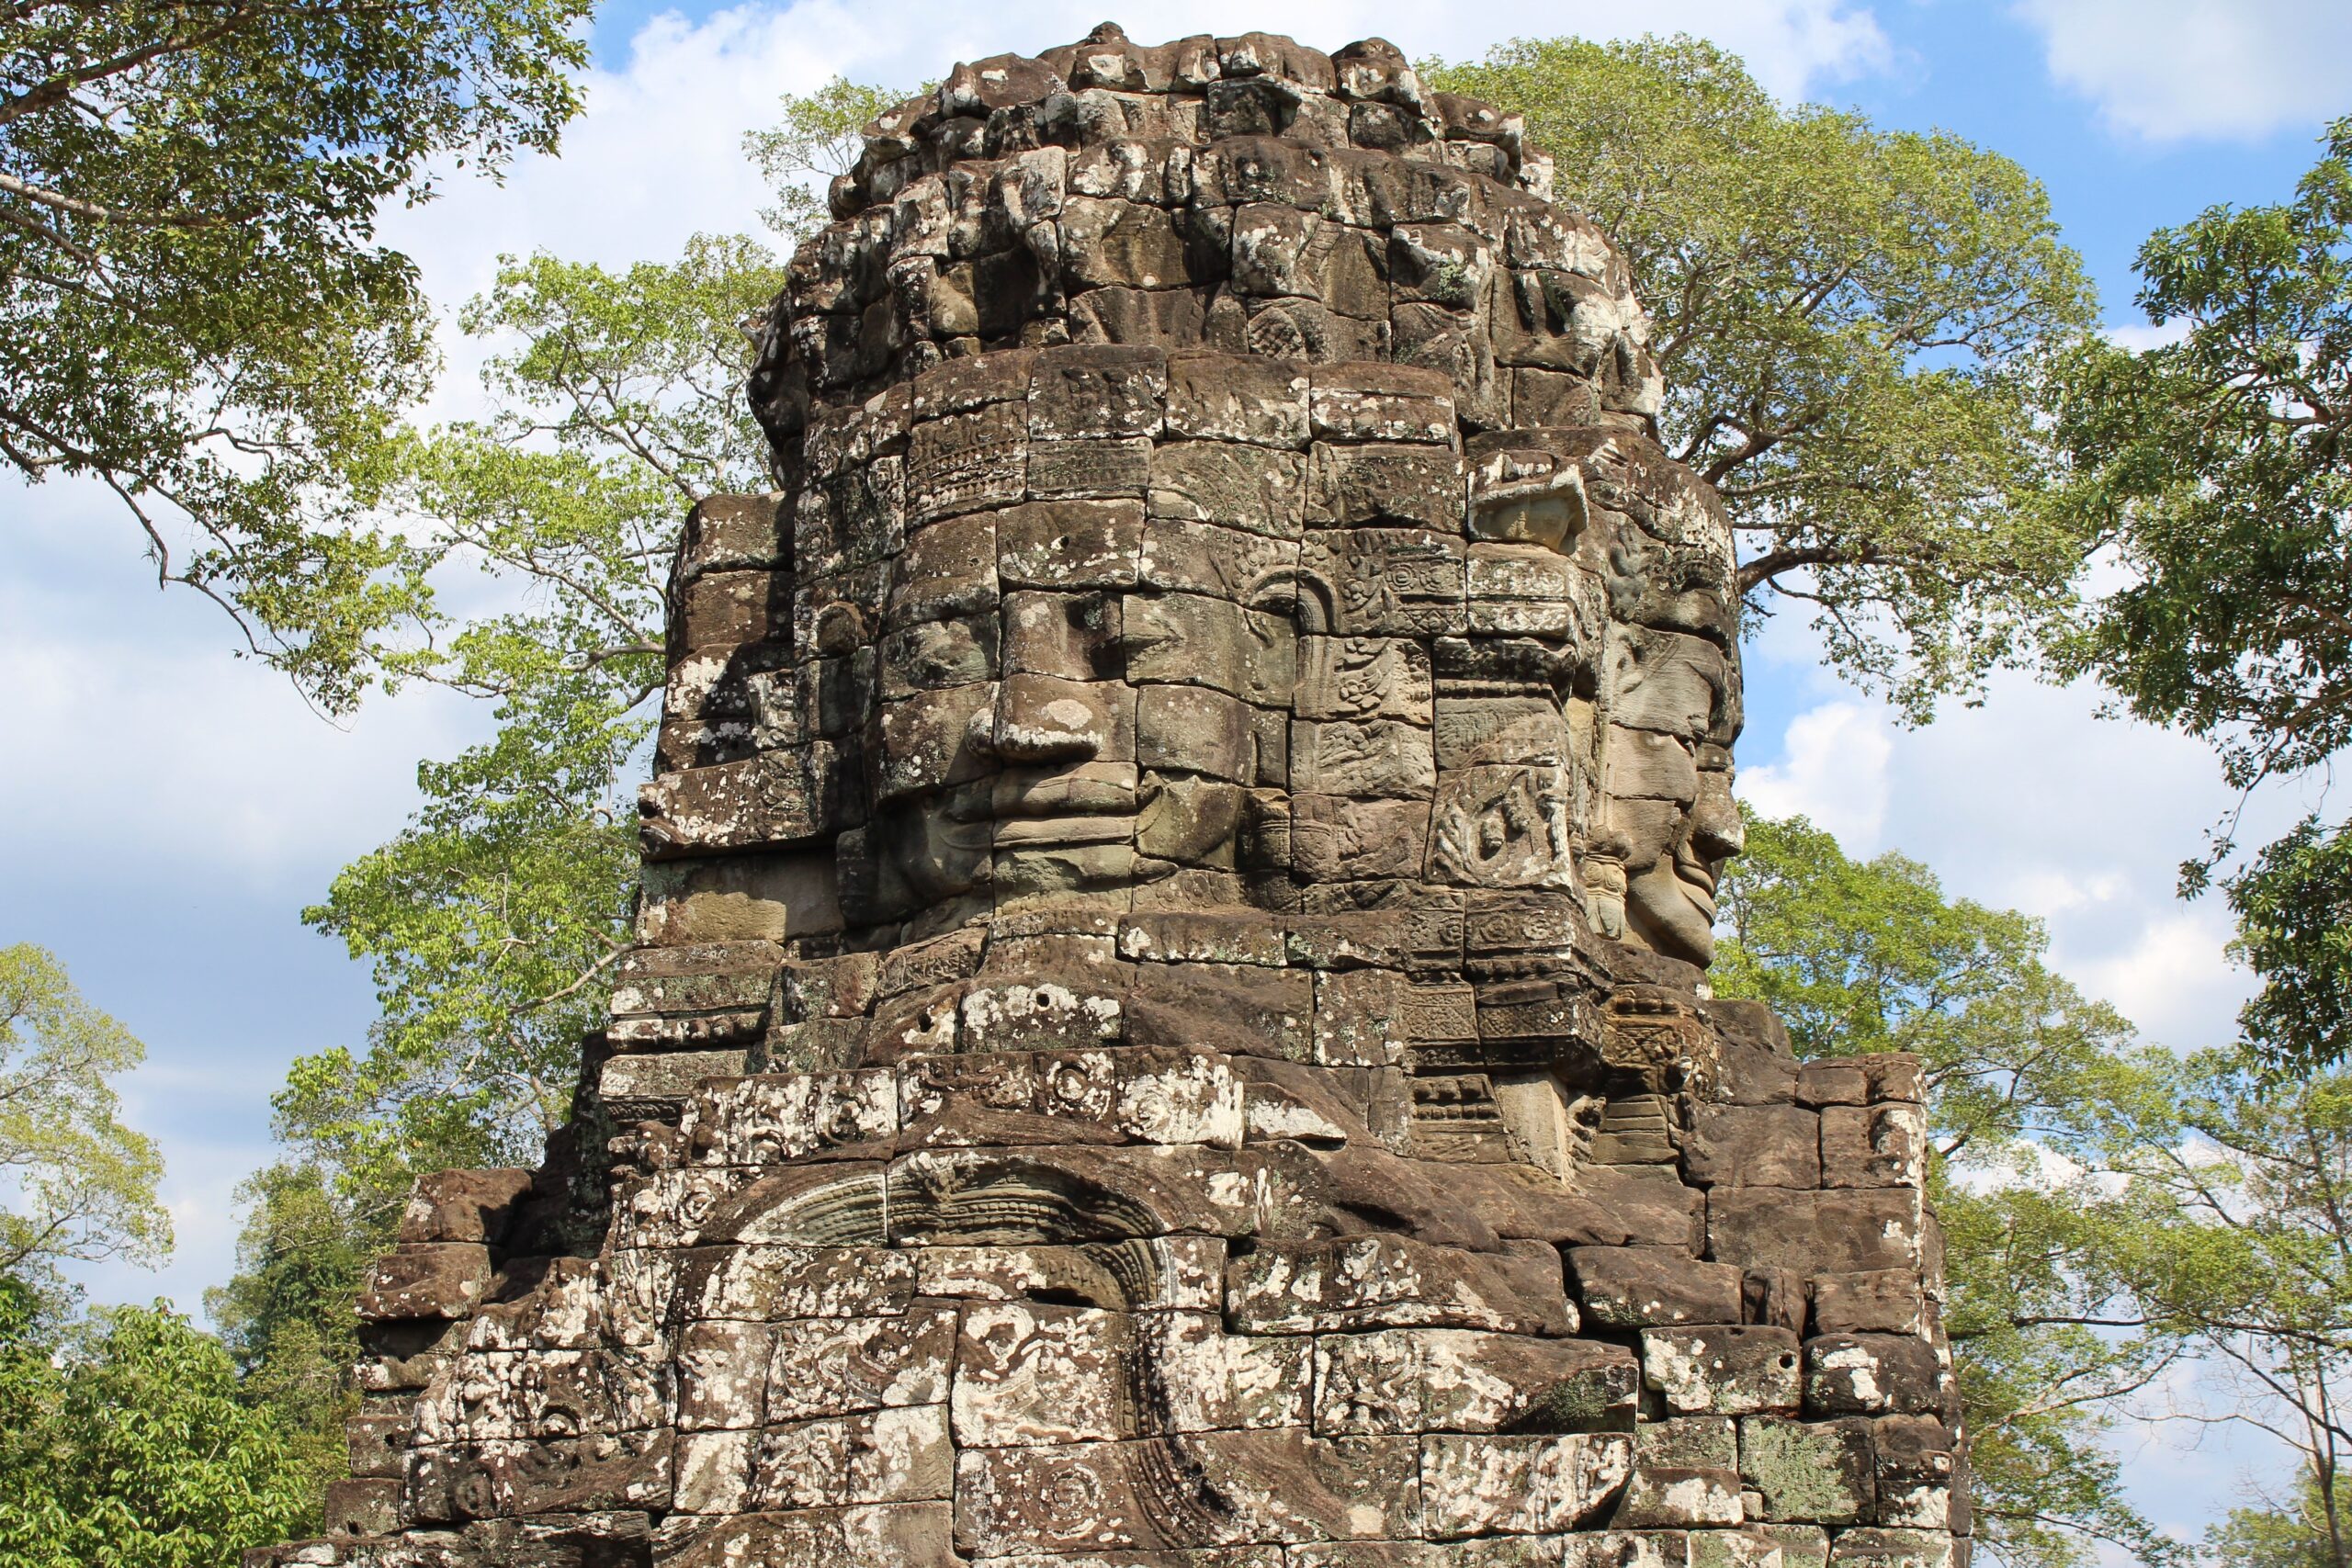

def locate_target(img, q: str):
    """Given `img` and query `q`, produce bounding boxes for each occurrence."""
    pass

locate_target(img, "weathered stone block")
[1570,1247,1743,1328]
[1738,1416,1874,1525]
[655,1503,957,1568]
[767,1308,956,1421]
[1804,1334,1944,1417]
[1229,1235,1574,1335]
[1640,1328,1801,1416]
[1636,1417,1737,1471]
[1819,1104,1928,1190]
[358,1245,492,1323]
[1559,1534,1690,1568]
[749,1405,954,1508]
[1811,1271,1927,1337]
[1685,1105,1820,1190]
[909,1235,1225,1310]
[1313,1327,1636,1434]
[1826,1529,1954,1568]
[1614,1465,1745,1529]
[1167,351,1311,446]
[1421,1431,1636,1537]
[953,1433,1419,1552]
[1873,1416,1956,1529]
[397,1169,536,1246]
[679,1243,915,1320]
[1708,1190,1923,1278]
[1148,440,1306,536]
[677,1319,775,1430]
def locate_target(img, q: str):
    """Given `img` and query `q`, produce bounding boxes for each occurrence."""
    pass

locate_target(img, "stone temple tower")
[256,26,1966,1568]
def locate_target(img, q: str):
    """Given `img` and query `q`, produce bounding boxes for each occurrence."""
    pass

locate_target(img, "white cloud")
[1735,637,2281,1048]
[2060,907,2245,1049]
[1737,699,1895,852]
[0,498,474,891]
[2015,0,2352,143]
[2106,319,2194,353]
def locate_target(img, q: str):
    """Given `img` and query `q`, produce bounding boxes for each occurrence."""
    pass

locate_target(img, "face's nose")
[1688,770,1745,862]
[970,672,1125,764]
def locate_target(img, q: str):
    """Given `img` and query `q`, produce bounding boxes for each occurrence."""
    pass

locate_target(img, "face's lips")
[946,766,1146,846]
[1672,846,1720,919]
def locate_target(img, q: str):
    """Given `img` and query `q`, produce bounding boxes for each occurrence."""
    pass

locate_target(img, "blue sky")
[3,0,2346,1554]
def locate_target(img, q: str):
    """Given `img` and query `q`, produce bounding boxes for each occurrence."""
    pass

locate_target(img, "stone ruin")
[255,26,1966,1568]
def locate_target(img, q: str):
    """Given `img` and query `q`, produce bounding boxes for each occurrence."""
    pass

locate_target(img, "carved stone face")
[647,350,1745,964]
[865,495,1279,912]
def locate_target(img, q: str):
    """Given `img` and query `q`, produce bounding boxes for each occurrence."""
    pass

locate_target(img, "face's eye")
[879,615,998,697]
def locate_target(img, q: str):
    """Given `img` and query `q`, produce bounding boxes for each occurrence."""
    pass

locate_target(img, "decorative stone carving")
[254,25,1965,1568]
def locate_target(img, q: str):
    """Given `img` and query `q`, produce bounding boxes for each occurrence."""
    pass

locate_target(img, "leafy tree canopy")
[0,1285,309,1568]
[1427,37,2100,716]
[1717,817,2193,1568]
[2041,117,2352,1072]
[205,1162,381,1537]
[0,0,593,712]
[0,943,167,1303]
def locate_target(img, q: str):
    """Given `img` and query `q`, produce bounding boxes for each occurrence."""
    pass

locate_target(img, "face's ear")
[1467,446,1589,552]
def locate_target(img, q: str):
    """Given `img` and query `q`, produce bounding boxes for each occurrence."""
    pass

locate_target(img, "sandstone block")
[406,1429,673,1521]
[1826,1529,1954,1568]
[676,1320,775,1430]
[1614,1466,1745,1529]
[749,1404,954,1508]
[1685,1105,1820,1190]
[1690,1527,1824,1568]
[953,1433,1419,1553]
[1819,1104,1928,1190]
[1640,1328,1801,1416]
[1804,1334,1944,1417]
[1167,351,1311,446]
[679,1243,916,1320]
[358,1244,492,1323]
[1708,1190,1923,1278]
[1873,1416,1956,1529]
[319,1477,401,1540]
[767,1308,956,1421]
[909,1235,1225,1310]
[655,1503,956,1568]
[1228,1235,1574,1335]
[1811,1271,1927,1337]
[397,1169,537,1246]
[1313,1327,1636,1435]
[1570,1247,1743,1328]
[1795,1061,1868,1108]
[1420,1431,1636,1538]
[1148,440,1306,536]
[1560,1534,1690,1568]
[1738,1417,1874,1525]
[1636,1417,1737,1472]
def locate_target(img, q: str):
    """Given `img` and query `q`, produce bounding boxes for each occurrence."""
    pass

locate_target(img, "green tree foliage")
[205,1164,381,1534]
[743,77,908,237]
[1425,38,2099,715]
[1716,817,2192,1568]
[288,236,786,1208]
[0,1284,309,1567]
[0,0,594,712]
[2043,118,2352,1073]
[2091,1057,2352,1568]
[2208,1472,2352,1568]
[0,944,167,1302]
